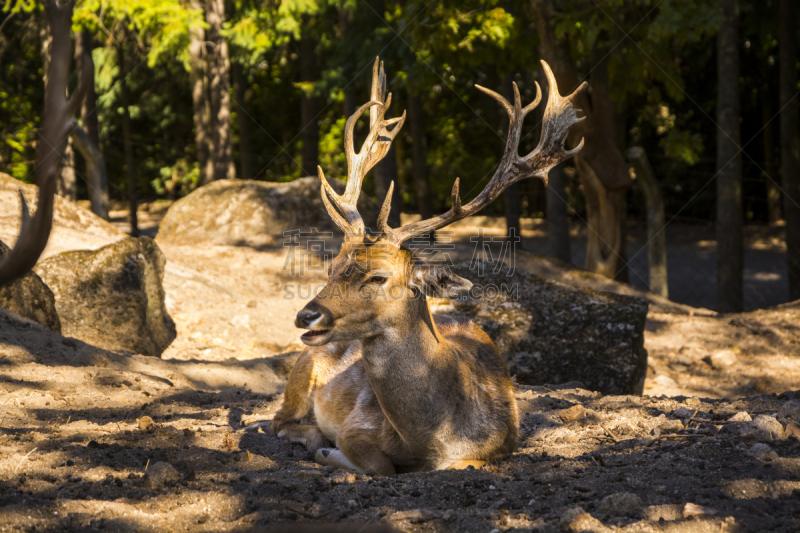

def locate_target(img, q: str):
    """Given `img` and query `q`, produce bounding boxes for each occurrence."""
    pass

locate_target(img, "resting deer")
[272,57,586,475]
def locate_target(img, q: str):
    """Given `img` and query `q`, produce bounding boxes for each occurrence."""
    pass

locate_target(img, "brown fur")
[272,241,519,475]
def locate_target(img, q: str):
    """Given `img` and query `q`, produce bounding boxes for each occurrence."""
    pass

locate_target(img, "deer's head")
[296,58,586,346]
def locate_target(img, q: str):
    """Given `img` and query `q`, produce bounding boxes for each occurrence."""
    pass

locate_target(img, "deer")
[271,57,587,475]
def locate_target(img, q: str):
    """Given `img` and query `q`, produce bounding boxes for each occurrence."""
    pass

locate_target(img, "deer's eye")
[369,276,388,285]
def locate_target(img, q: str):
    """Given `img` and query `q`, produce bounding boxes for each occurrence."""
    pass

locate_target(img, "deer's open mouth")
[301,329,331,343]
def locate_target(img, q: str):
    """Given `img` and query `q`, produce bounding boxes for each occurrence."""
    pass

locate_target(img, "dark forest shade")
[716,0,743,313]
[780,0,800,301]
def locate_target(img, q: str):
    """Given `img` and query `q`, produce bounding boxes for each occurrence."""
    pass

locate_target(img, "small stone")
[728,411,752,423]
[659,419,684,432]
[237,450,254,463]
[652,375,679,388]
[559,507,610,533]
[673,407,695,419]
[741,415,785,441]
[683,503,718,518]
[746,443,778,461]
[777,401,800,425]
[596,492,642,517]
[143,462,180,489]
[559,405,586,422]
[137,416,155,432]
[709,350,737,369]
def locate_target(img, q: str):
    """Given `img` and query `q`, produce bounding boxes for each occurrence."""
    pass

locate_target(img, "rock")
[559,405,586,422]
[596,492,642,517]
[746,443,778,461]
[652,374,679,388]
[658,419,684,432]
[786,423,800,439]
[0,239,60,332]
[559,507,609,533]
[137,416,155,432]
[155,177,379,248]
[728,411,752,423]
[741,415,785,441]
[683,503,718,518]
[709,349,737,369]
[777,401,800,425]
[672,407,695,419]
[237,450,254,463]
[34,237,176,356]
[430,262,648,394]
[143,462,180,489]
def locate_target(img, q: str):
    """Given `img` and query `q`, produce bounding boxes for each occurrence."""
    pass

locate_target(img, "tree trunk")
[299,30,319,176]
[546,162,572,263]
[117,43,138,237]
[716,0,743,312]
[75,29,108,220]
[627,147,668,298]
[39,6,76,201]
[407,88,433,220]
[781,0,800,301]
[189,1,212,185]
[533,0,633,279]
[232,62,254,180]
[762,83,781,224]
[70,122,107,219]
[205,0,235,181]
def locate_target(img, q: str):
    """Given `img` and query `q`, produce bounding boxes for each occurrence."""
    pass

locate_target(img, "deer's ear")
[409,264,472,298]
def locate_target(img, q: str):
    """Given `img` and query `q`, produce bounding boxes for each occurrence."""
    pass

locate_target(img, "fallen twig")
[600,424,620,443]
[13,447,37,473]
[283,504,328,519]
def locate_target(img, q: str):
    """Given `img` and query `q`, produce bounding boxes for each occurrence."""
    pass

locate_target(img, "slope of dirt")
[1,309,798,532]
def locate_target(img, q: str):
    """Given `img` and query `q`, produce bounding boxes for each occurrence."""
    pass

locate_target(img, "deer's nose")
[295,309,322,329]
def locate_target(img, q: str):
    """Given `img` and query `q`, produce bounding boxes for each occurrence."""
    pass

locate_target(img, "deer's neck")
[359,297,452,448]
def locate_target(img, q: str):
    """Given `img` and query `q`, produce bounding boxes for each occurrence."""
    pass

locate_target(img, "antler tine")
[389,60,586,245]
[316,56,407,236]
[376,181,394,233]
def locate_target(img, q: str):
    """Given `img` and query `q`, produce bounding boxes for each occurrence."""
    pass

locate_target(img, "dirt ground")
[0,202,798,532]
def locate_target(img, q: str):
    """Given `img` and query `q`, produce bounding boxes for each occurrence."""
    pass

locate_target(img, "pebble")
[559,507,610,533]
[137,416,155,433]
[728,411,752,423]
[143,462,181,489]
[559,405,586,422]
[777,401,800,425]
[741,415,785,441]
[746,443,778,461]
[596,492,642,517]
[709,349,737,369]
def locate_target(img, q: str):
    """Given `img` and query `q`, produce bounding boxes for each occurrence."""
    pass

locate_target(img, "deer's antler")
[318,57,406,235]
[0,0,88,285]
[382,61,586,244]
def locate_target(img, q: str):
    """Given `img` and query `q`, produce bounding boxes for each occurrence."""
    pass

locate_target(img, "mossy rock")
[0,239,61,332]
[34,237,176,356]
[430,261,649,395]
[155,177,379,247]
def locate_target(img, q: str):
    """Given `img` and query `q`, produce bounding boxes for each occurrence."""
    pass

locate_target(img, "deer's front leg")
[271,351,329,453]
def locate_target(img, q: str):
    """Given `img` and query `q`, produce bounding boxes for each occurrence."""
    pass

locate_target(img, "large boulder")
[0,239,61,332]
[0,173,124,258]
[431,261,649,395]
[34,237,176,356]
[155,177,379,247]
